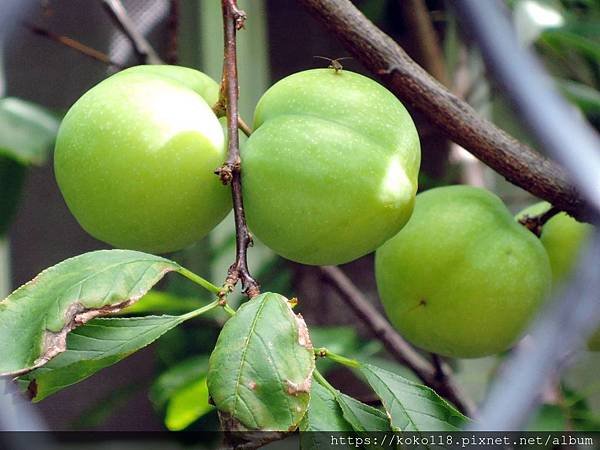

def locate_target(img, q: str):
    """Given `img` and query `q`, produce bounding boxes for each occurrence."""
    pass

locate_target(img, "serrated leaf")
[360,364,469,432]
[207,292,315,431]
[20,314,196,401]
[336,393,391,432]
[165,376,213,431]
[0,97,59,165]
[300,380,354,449]
[300,379,353,432]
[0,250,182,376]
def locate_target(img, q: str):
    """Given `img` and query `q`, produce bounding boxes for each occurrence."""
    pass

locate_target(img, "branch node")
[519,206,561,237]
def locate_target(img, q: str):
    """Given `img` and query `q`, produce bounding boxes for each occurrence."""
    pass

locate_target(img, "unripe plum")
[242,69,420,265]
[376,185,552,358]
[54,65,231,253]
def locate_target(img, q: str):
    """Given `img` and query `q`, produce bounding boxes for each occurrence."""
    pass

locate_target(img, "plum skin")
[241,69,421,266]
[376,185,552,358]
[54,65,231,254]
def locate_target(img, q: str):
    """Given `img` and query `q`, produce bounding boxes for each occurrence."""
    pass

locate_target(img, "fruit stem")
[519,206,561,237]
[314,347,360,368]
[313,369,339,396]
[181,299,221,320]
[178,267,221,294]
[215,0,260,299]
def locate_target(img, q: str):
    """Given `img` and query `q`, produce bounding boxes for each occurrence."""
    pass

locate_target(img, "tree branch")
[397,0,448,86]
[101,0,163,65]
[297,0,594,223]
[319,266,475,416]
[24,22,124,69]
[215,0,260,299]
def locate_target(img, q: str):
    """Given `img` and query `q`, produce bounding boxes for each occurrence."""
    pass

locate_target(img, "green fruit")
[242,69,420,265]
[517,202,596,350]
[517,202,592,283]
[375,185,551,358]
[54,65,231,253]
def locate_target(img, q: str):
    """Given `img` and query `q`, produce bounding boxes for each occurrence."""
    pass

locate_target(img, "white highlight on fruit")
[379,156,412,206]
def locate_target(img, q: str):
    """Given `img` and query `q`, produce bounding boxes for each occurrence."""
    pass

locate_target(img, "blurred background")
[1,0,599,435]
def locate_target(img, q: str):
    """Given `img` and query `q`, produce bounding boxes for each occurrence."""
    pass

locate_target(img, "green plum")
[242,68,420,265]
[517,202,597,350]
[375,185,552,358]
[54,65,231,253]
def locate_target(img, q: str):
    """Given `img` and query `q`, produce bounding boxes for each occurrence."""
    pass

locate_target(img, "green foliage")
[0,157,26,235]
[165,376,212,431]
[0,97,59,235]
[207,292,315,431]
[359,364,469,431]
[151,356,214,430]
[336,393,391,433]
[0,97,59,166]
[20,311,215,402]
[0,249,219,377]
[300,380,354,433]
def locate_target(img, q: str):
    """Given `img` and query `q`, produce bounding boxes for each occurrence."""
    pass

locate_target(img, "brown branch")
[319,266,475,416]
[215,0,260,299]
[24,23,125,69]
[397,0,448,86]
[101,0,163,65]
[519,206,561,237]
[297,0,593,223]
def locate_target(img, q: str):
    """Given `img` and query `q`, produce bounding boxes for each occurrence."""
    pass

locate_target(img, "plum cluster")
[54,65,595,358]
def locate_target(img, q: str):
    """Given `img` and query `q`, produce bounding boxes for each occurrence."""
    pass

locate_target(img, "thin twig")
[518,206,561,237]
[215,0,260,299]
[397,0,448,86]
[238,117,253,137]
[297,0,594,223]
[24,22,124,69]
[319,266,475,416]
[101,0,163,65]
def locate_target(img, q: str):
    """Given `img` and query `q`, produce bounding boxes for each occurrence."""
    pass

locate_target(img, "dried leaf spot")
[294,313,313,350]
[286,377,311,396]
[248,381,257,390]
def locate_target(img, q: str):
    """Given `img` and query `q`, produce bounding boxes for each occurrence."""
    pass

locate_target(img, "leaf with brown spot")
[207,292,315,431]
[0,250,182,377]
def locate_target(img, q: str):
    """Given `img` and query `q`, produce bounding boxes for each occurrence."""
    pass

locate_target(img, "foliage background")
[1,0,599,434]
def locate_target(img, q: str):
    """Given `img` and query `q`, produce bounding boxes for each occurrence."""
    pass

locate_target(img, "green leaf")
[21,313,205,401]
[300,380,354,449]
[540,29,600,61]
[0,156,27,236]
[300,379,353,432]
[150,355,208,407]
[117,291,207,316]
[336,393,391,432]
[0,250,182,376]
[0,97,59,165]
[207,292,315,431]
[165,376,213,431]
[360,364,469,432]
